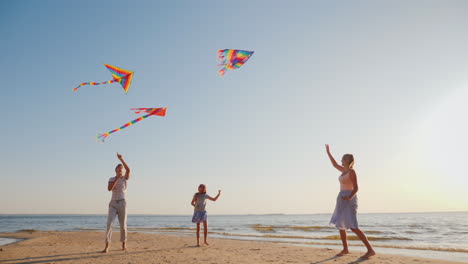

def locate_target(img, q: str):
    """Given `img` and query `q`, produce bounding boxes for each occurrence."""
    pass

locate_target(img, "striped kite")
[73,64,134,94]
[217,49,254,76]
[97,107,167,142]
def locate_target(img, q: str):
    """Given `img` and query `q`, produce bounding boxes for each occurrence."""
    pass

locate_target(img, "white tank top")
[339,171,354,191]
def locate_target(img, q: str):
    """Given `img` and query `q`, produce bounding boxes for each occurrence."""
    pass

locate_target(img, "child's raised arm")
[208,190,221,201]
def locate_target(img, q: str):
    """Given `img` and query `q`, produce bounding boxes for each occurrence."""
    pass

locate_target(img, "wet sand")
[0,231,466,264]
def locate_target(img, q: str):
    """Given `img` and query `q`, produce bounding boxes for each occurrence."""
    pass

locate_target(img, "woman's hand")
[325,144,330,153]
[342,195,351,200]
[117,152,123,160]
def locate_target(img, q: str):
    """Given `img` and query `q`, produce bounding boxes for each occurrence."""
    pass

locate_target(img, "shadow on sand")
[311,255,370,264]
[0,246,198,264]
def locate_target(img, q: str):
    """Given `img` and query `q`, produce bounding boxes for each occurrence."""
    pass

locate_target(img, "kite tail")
[97,114,152,142]
[218,68,227,76]
[217,50,228,76]
[97,132,111,142]
[73,79,116,92]
[217,49,227,60]
[217,49,239,76]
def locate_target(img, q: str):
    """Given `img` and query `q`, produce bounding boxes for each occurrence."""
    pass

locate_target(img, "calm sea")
[0,212,467,262]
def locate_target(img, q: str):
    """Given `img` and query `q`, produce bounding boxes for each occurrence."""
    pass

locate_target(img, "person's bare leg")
[101,242,109,253]
[351,228,375,258]
[122,241,126,251]
[196,223,201,247]
[203,221,209,245]
[336,230,349,256]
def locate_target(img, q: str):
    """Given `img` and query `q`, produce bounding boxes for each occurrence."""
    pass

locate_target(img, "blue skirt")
[192,211,207,223]
[330,190,358,230]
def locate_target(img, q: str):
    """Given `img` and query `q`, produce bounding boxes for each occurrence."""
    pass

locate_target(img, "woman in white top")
[325,144,375,259]
[102,153,130,253]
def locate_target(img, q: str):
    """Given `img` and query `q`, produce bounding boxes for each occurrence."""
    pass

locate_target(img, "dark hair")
[198,184,206,194]
[115,164,123,170]
[342,154,355,168]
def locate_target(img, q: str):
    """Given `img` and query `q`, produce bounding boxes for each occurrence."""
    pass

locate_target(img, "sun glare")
[420,86,468,193]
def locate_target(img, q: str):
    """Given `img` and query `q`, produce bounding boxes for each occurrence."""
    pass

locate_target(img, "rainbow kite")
[217,49,254,76]
[73,64,134,93]
[97,107,167,142]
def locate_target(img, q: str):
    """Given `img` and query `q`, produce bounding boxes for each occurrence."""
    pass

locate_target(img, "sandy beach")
[0,231,465,264]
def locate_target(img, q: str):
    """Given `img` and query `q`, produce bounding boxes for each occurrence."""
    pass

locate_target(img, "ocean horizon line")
[0,211,467,216]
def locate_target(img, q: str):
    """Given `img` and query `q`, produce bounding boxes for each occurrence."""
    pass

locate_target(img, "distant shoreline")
[1,211,467,216]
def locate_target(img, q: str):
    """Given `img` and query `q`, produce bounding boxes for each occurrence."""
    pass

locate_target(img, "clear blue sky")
[1,0,468,214]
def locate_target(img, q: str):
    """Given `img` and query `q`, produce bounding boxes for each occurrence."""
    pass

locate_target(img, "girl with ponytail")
[325,145,375,259]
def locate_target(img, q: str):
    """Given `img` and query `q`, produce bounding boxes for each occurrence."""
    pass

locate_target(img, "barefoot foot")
[336,250,349,256]
[360,250,376,259]
[204,241,209,246]
[101,248,109,253]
